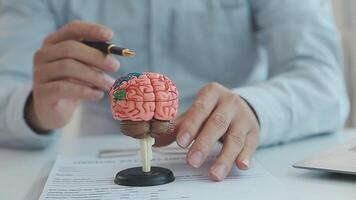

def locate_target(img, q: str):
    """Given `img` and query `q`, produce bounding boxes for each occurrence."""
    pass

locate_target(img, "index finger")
[43,21,113,47]
[176,83,221,148]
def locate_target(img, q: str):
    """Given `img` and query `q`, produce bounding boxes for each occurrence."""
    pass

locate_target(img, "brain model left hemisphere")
[109,72,179,186]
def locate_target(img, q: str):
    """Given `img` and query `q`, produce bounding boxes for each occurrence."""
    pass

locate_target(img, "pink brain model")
[109,72,179,121]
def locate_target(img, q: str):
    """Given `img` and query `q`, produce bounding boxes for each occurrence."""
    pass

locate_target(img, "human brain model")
[109,72,179,138]
[109,72,179,173]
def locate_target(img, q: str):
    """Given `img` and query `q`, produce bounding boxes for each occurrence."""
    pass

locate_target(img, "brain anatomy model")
[109,72,179,172]
[109,72,178,122]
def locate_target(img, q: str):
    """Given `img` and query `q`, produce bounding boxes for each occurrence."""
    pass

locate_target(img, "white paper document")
[39,152,291,200]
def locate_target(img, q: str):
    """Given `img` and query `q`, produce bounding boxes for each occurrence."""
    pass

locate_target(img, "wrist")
[24,92,51,135]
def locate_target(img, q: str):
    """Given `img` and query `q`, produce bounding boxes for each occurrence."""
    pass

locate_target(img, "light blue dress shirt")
[0,0,349,149]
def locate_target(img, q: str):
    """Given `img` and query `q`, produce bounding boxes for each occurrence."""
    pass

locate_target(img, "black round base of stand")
[114,166,175,187]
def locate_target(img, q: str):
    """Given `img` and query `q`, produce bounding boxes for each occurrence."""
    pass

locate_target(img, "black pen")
[82,41,136,57]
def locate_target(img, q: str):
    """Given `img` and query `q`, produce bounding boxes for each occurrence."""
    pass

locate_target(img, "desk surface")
[1,129,356,200]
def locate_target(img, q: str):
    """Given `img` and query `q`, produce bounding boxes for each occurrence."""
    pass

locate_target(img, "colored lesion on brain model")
[109,72,179,122]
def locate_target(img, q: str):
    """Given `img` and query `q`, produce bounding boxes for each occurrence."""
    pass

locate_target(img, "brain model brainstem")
[109,72,179,187]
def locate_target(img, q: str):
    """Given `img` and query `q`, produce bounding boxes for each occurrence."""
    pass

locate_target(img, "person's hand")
[156,82,260,181]
[26,21,120,132]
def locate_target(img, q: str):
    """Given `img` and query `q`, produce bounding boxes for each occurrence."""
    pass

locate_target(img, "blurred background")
[61,0,356,134]
[0,1,354,133]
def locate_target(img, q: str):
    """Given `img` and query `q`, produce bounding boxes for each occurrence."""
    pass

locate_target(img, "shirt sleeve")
[234,0,350,146]
[0,0,60,149]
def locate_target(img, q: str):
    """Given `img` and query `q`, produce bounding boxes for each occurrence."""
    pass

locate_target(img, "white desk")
[1,129,356,200]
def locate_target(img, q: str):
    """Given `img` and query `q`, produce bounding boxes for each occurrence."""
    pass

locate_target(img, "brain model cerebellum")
[109,72,179,138]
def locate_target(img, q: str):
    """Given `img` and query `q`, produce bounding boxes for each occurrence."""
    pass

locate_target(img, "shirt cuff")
[5,85,59,149]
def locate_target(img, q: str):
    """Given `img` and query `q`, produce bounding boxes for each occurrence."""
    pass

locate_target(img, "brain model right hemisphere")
[109,72,179,174]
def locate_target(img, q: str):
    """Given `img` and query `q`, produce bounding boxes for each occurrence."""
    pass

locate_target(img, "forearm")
[0,0,62,148]
[242,0,349,146]
[0,84,59,149]
[235,61,349,146]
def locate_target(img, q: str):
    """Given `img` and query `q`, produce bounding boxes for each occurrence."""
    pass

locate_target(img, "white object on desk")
[38,153,292,200]
[97,146,189,158]
[293,138,356,175]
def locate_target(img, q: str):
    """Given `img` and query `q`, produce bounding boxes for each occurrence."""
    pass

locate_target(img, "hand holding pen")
[26,21,133,133]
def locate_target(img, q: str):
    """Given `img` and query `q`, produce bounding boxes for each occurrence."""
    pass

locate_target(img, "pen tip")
[122,49,136,57]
